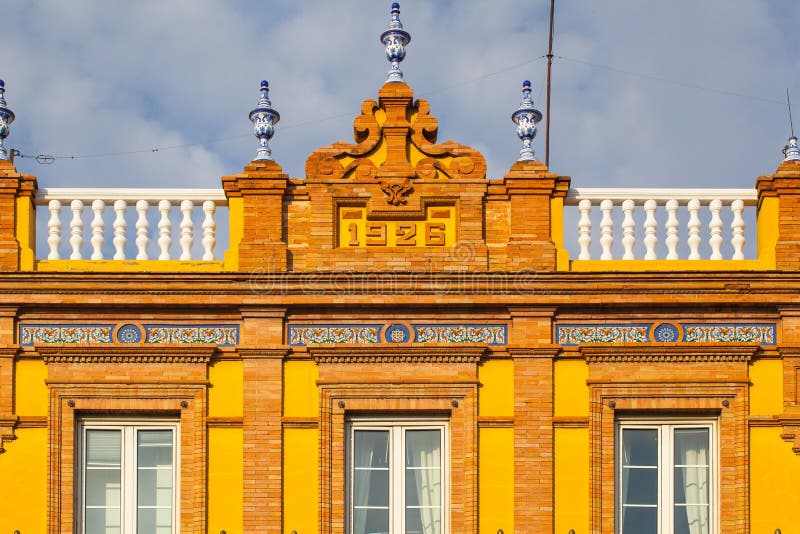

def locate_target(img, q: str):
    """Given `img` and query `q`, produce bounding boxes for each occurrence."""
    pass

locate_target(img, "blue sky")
[3,0,799,190]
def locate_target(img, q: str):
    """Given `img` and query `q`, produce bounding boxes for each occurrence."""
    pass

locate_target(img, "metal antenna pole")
[545,0,555,167]
[788,88,795,137]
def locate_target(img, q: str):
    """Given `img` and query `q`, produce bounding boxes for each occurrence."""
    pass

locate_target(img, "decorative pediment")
[305,82,486,207]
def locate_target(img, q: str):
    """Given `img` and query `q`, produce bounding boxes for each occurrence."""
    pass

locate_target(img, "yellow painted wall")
[208,427,243,534]
[209,360,244,417]
[15,359,48,415]
[751,427,800,532]
[284,428,319,534]
[478,359,514,417]
[749,359,783,415]
[554,358,589,417]
[554,427,589,534]
[0,428,47,533]
[479,427,514,534]
[283,359,319,418]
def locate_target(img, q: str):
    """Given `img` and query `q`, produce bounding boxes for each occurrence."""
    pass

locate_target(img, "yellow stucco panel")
[554,358,589,417]
[14,359,48,415]
[478,359,514,417]
[283,359,319,418]
[749,359,783,415]
[479,427,514,534]
[554,427,589,534]
[284,428,319,534]
[208,360,244,417]
[750,427,800,532]
[0,428,47,533]
[208,427,243,534]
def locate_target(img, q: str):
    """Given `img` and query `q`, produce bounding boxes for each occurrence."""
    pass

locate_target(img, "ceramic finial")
[380,3,411,83]
[784,136,800,162]
[249,80,280,161]
[511,80,542,162]
[0,80,16,161]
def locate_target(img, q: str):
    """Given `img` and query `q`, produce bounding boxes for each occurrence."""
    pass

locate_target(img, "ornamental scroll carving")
[305,82,486,206]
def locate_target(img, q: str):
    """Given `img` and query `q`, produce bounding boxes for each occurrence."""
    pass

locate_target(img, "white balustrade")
[565,188,758,260]
[35,189,228,261]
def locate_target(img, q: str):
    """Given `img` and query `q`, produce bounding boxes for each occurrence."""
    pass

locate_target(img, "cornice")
[36,344,217,364]
[309,344,486,364]
[580,344,759,363]
[235,346,291,359]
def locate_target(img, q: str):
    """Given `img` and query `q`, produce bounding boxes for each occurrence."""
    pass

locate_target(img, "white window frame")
[76,417,180,534]
[615,417,718,534]
[346,417,449,534]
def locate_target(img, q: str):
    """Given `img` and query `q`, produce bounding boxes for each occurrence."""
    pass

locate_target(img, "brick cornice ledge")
[36,344,217,364]
[777,344,800,357]
[309,344,486,364]
[507,345,561,358]
[580,344,759,363]
[236,346,291,359]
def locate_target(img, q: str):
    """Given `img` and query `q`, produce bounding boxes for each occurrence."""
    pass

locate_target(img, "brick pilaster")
[223,160,289,272]
[499,160,570,271]
[756,157,800,270]
[0,160,37,271]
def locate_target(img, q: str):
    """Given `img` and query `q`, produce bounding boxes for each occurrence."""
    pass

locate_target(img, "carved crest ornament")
[304,84,487,207]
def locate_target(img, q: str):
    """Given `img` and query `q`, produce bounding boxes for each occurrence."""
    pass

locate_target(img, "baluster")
[90,199,105,260]
[731,199,745,260]
[180,200,194,260]
[577,199,592,260]
[621,199,635,259]
[687,199,701,260]
[600,199,614,260]
[709,199,723,260]
[135,200,149,260]
[643,199,657,260]
[113,200,127,260]
[158,200,172,260]
[47,199,62,260]
[665,199,679,260]
[202,200,217,261]
[69,199,84,260]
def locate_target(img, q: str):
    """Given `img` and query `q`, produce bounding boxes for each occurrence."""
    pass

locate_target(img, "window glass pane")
[621,506,657,534]
[405,430,441,468]
[85,468,121,507]
[674,504,710,534]
[674,428,709,466]
[137,507,174,534]
[137,429,173,468]
[621,467,658,505]
[352,508,389,534]
[406,506,441,534]
[674,467,709,505]
[354,430,389,468]
[85,507,121,534]
[405,467,441,507]
[86,429,121,466]
[622,428,658,466]
[353,469,389,507]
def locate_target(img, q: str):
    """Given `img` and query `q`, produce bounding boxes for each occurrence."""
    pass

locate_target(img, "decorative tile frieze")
[556,324,649,346]
[20,325,114,346]
[287,323,508,346]
[19,323,239,346]
[413,325,507,346]
[144,325,239,346]
[288,325,382,346]
[557,322,777,346]
[682,324,776,345]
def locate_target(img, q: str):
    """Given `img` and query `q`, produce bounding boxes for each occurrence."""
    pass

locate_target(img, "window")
[617,419,716,534]
[348,419,447,534]
[77,419,178,534]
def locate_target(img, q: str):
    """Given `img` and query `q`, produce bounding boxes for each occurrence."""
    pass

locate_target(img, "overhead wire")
[11,53,787,165]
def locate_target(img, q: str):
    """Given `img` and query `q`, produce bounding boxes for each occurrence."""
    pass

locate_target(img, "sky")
[3,0,799,191]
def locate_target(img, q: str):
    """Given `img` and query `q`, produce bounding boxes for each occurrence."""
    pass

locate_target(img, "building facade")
[1,5,800,533]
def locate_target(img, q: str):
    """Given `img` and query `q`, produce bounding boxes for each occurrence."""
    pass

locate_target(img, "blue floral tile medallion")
[115,324,143,344]
[384,324,411,343]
